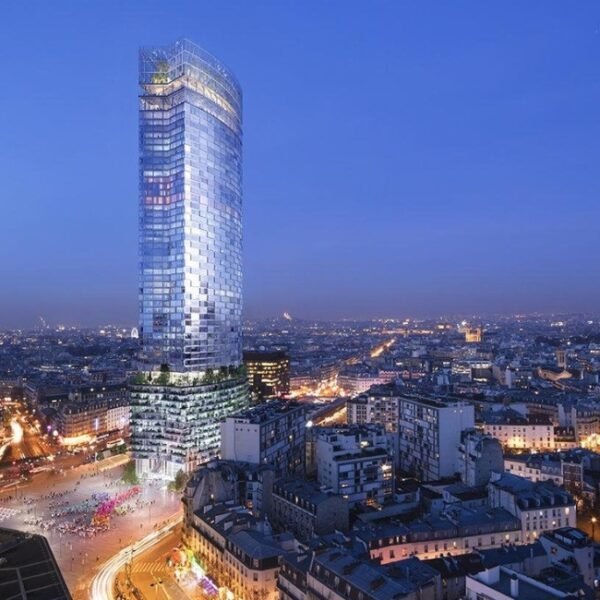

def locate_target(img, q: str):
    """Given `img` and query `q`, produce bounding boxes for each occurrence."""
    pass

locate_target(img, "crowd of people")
[0,458,158,539]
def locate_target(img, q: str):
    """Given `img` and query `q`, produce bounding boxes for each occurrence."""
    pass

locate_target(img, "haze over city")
[1,1,599,329]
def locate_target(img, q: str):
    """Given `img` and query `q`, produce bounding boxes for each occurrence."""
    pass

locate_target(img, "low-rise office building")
[338,365,388,397]
[243,350,290,402]
[55,397,130,440]
[53,384,130,441]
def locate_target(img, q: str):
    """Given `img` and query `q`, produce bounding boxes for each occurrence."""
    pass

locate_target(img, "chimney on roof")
[510,573,519,598]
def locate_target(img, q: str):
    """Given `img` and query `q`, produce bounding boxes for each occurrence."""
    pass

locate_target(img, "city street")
[0,454,182,599]
[0,409,54,465]
[92,518,184,600]
[2,419,50,463]
[110,525,217,600]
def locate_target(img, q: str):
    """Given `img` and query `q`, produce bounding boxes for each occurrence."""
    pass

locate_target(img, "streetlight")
[592,516,597,541]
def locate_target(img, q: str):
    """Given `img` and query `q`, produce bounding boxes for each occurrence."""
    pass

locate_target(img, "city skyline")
[2,1,600,329]
[1,4,600,598]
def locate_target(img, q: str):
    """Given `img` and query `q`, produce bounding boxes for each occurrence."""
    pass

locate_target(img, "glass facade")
[132,39,248,478]
[139,38,243,372]
[131,375,248,477]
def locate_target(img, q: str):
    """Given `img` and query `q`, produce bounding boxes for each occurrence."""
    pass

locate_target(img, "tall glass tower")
[131,39,248,478]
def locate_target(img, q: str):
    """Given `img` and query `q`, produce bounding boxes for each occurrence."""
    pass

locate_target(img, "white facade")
[106,404,130,432]
[221,420,261,463]
[347,389,399,433]
[316,426,394,506]
[504,457,563,485]
[483,422,555,450]
[398,395,475,481]
[219,401,307,478]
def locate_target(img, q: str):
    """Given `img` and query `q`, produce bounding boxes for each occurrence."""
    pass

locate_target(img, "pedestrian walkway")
[0,506,19,521]
[130,559,167,575]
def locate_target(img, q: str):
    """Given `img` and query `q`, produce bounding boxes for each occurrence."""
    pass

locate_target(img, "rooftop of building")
[186,459,274,496]
[444,483,488,502]
[541,527,591,550]
[273,477,342,506]
[534,566,592,599]
[481,408,553,426]
[470,567,574,600]
[311,547,438,600]
[75,383,128,394]
[315,423,388,439]
[59,394,130,413]
[0,527,71,599]
[489,473,574,508]
[194,502,256,537]
[139,38,242,110]
[338,363,381,377]
[227,529,292,560]
[396,478,421,494]
[424,552,485,577]
[355,506,520,545]
[243,350,289,362]
[224,399,305,424]
[505,448,600,466]
[280,548,312,574]
[477,542,546,568]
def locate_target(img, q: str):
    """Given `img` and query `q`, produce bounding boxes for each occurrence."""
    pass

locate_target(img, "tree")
[122,460,139,485]
[132,373,146,385]
[168,469,188,492]
[157,372,170,385]
[202,370,216,385]
[157,363,171,385]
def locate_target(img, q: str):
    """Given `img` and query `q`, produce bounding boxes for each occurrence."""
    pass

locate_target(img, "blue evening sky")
[1,1,599,327]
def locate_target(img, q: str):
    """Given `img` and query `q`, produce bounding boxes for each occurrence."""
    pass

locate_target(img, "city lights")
[0,6,599,600]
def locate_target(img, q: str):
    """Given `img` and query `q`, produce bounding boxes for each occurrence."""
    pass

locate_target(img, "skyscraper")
[131,39,248,478]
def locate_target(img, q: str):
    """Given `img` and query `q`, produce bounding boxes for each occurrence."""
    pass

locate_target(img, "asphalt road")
[2,424,51,463]
[0,452,182,599]
[91,519,183,600]
[0,408,54,466]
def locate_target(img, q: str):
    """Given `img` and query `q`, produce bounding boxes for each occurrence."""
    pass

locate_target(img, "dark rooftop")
[0,528,71,600]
